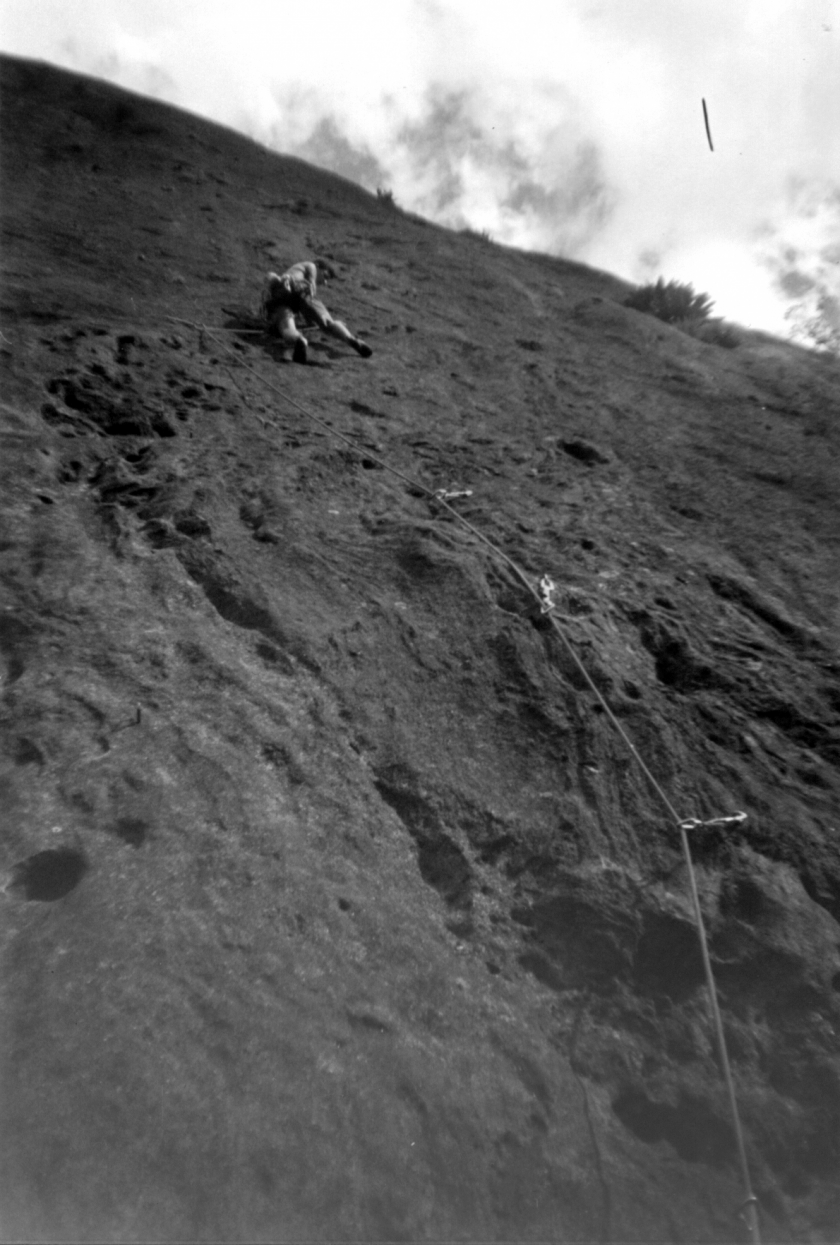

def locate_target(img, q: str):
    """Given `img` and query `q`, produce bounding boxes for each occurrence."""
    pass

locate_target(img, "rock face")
[1,54,839,1244]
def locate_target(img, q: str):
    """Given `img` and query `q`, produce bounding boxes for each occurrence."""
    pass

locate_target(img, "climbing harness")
[171,316,762,1244]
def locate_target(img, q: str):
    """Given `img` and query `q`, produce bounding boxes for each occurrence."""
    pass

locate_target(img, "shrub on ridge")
[625,278,715,325]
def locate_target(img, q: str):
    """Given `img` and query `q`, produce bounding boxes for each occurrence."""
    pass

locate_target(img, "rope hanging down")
[173,316,762,1244]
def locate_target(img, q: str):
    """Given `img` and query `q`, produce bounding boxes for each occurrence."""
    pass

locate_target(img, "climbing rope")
[171,316,762,1243]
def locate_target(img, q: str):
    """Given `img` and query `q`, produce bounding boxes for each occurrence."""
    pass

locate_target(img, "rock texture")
[1,54,840,1244]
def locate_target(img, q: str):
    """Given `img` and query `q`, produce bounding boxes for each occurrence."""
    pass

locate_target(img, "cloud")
[2,0,839,343]
[501,142,612,252]
[266,79,614,256]
[294,116,389,192]
[63,43,177,102]
[397,87,487,214]
[758,180,840,349]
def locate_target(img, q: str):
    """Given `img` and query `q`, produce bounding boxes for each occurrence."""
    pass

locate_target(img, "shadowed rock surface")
[1,54,839,1244]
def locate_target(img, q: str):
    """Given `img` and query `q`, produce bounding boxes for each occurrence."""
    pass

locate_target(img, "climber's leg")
[301,297,372,357]
[272,306,308,362]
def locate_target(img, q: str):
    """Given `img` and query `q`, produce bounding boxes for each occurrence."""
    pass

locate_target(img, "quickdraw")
[679,811,748,833]
[538,574,557,614]
[433,488,473,502]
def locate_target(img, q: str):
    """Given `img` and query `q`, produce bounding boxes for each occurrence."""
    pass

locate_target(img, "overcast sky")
[2,0,839,344]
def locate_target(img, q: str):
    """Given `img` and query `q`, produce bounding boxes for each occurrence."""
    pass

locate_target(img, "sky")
[2,0,839,346]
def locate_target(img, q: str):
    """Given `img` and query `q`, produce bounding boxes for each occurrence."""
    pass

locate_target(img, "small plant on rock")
[376,187,397,208]
[461,226,493,242]
[625,277,715,325]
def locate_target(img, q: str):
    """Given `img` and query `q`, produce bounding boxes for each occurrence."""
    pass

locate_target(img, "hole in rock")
[9,847,88,901]
[633,911,705,1000]
[479,834,515,865]
[654,639,715,691]
[561,438,609,465]
[58,459,85,482]
[518,949,565,992]
[348,399,380,416]
[375,780,472,909]
[13,737,45,767]
[613,1086,735,1167]
[202,581,275,633]
[113,817,149,848]
[346,1010,393,1035]
[417,836,472,909]
[375,782,435,836]
[726,876,766,924]
[255,642,295,675]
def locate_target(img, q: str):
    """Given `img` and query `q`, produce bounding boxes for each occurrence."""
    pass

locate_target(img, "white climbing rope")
[173,315,762,1244]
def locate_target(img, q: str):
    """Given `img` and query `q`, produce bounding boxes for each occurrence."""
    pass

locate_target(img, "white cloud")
[2,0,839,343]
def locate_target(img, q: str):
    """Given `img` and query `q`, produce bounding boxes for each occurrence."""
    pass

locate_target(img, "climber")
[261,261,373,364]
